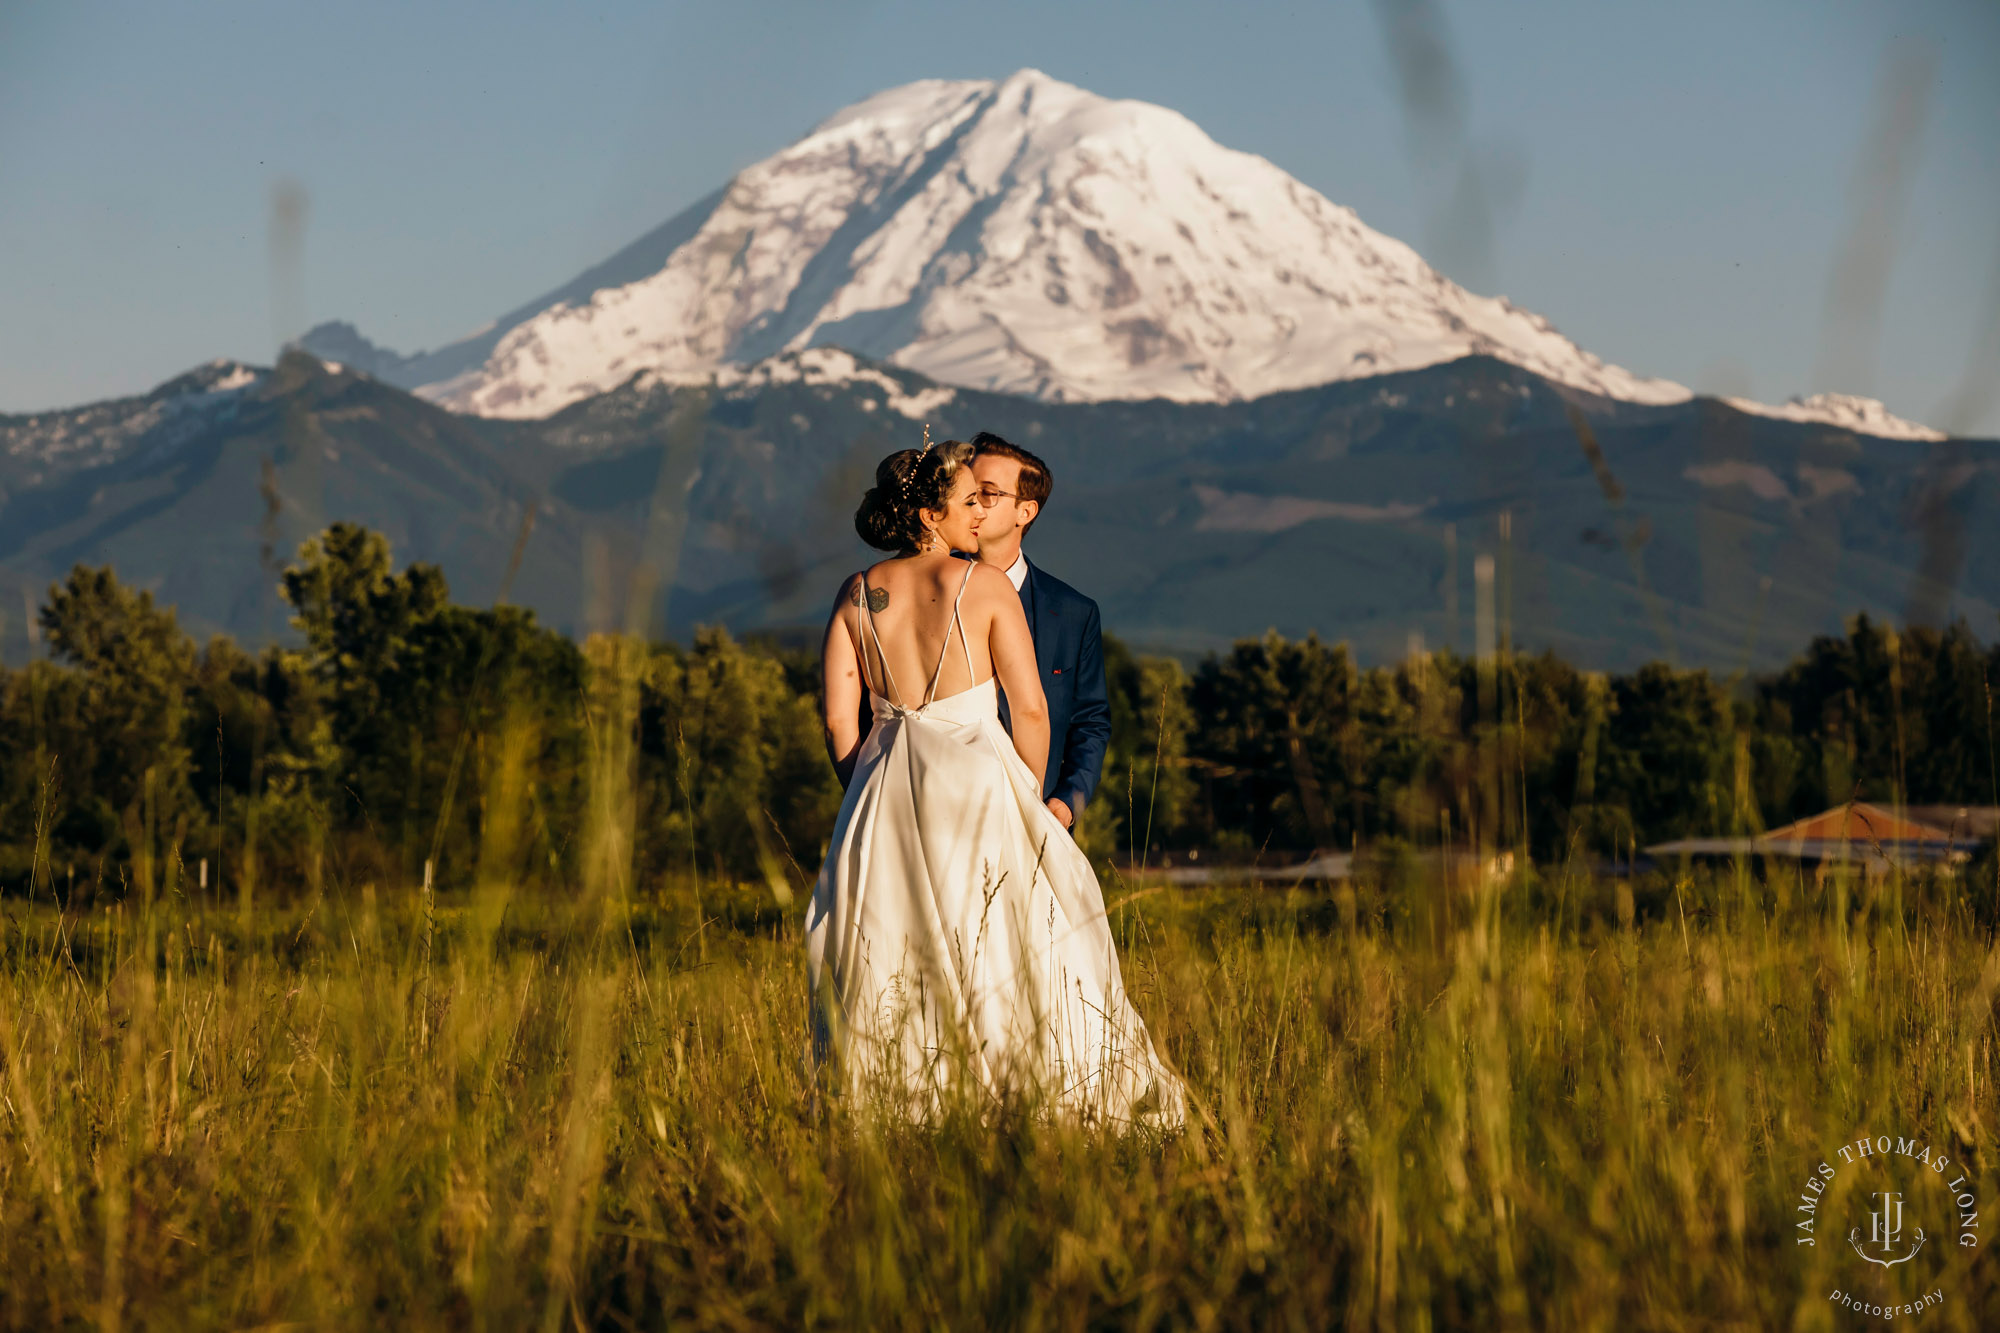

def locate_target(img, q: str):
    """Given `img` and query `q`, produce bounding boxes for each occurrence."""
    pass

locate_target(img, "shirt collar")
[1004,552,1029,591]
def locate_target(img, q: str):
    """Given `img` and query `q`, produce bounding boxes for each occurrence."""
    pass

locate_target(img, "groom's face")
[972,455,1036,550]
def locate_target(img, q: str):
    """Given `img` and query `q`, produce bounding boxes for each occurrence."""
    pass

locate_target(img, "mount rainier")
[8,69,1983,668]
[308,69,1935,439]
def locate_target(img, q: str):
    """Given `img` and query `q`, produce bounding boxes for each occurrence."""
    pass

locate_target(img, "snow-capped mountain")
[321,70,1686,419]
[1721,392,1943,443]
[309,69,1943,439]
[0,359,266,477]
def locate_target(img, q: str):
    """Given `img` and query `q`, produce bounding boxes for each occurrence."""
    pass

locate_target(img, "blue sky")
[2,0,1996,432]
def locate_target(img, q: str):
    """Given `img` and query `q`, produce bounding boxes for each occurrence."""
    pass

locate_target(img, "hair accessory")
[920,423,932,454]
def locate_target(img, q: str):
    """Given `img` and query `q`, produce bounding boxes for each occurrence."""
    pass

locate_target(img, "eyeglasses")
[973,487,1019,509]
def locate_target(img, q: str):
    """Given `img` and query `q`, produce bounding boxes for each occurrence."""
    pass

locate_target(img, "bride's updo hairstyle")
[855,438,976,553]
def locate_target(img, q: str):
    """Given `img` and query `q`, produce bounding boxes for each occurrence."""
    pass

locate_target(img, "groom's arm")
[1053,602,1111,817]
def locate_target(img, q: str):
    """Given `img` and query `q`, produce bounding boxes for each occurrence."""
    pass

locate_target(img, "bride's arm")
[822,575,866,785]
[985,572,1050,781]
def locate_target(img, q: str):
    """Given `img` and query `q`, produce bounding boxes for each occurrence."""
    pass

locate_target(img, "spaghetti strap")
[922,561,979,706]
[859,574,902,706]
[957,573,978,684]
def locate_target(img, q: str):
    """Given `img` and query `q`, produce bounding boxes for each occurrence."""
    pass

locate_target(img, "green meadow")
[5,860,1997,1329]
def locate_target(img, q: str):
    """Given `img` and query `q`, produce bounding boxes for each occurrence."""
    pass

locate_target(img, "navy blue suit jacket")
[999,560,1111,816]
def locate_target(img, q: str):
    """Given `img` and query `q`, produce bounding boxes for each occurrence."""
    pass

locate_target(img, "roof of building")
[1647,801,1995,862]
[1763,802,1955,845]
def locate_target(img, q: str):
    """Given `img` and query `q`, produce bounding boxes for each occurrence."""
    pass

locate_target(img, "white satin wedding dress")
[804,563,1184,1126]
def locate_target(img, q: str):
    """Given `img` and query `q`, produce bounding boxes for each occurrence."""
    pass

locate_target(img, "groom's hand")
[1046,797,1073,830]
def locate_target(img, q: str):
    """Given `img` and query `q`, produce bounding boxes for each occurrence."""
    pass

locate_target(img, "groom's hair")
[970,432,1051,532]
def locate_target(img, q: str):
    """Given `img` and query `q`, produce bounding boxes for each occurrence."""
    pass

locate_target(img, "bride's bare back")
[854,556,992,704]
[820,553,1048,784]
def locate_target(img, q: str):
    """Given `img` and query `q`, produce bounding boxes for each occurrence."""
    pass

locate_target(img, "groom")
[968,432,1110,832]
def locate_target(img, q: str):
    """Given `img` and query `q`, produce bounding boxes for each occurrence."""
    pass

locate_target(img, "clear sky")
[2,0,1996,433]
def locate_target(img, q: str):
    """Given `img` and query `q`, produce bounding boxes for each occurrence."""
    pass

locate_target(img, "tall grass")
[3,854,1997,1329]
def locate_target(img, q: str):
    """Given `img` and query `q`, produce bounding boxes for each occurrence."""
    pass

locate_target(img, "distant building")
[1647,802,1993,878]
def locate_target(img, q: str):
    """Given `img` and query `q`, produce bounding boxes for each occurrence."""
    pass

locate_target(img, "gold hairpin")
[921,423,932,454]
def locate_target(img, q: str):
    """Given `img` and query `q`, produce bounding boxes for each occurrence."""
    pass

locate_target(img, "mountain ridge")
[5,349,1991,672]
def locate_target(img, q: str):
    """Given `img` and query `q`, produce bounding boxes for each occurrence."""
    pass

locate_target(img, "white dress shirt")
[1004,552,1029,592]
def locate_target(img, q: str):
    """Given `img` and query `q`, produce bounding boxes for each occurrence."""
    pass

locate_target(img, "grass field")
[3,860,1998,1330]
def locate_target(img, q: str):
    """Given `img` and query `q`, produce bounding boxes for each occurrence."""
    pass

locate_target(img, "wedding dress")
[804,562,1184,1125]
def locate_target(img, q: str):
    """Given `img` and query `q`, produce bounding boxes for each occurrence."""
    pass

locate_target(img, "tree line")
[2,522,1996,900]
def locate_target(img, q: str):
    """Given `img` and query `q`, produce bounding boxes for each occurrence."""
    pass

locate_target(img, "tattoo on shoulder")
[867,587,890,613]
[848,581,862,606]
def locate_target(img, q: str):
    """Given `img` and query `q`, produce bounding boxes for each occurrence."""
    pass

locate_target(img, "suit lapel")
[1018,557,1042,643]
[1003,561,1046,737]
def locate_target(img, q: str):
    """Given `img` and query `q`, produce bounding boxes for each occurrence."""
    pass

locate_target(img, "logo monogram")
[1804,1134,1977,1319]
[1850,1191,1927,1268]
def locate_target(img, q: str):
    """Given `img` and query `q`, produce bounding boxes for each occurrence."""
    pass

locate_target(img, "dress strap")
[922,560,978,706]
[957,571,978,684]
[859,574,902,706]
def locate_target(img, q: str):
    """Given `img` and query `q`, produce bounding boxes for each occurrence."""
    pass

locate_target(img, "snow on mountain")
[416,69,1692,419]
[1720,392,1944,442]
[0,359,268,475]
[315,68,1942,441]
[693,347,958,420]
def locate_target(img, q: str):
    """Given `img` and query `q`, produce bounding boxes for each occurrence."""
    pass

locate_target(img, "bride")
[804,437,1184,1125]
